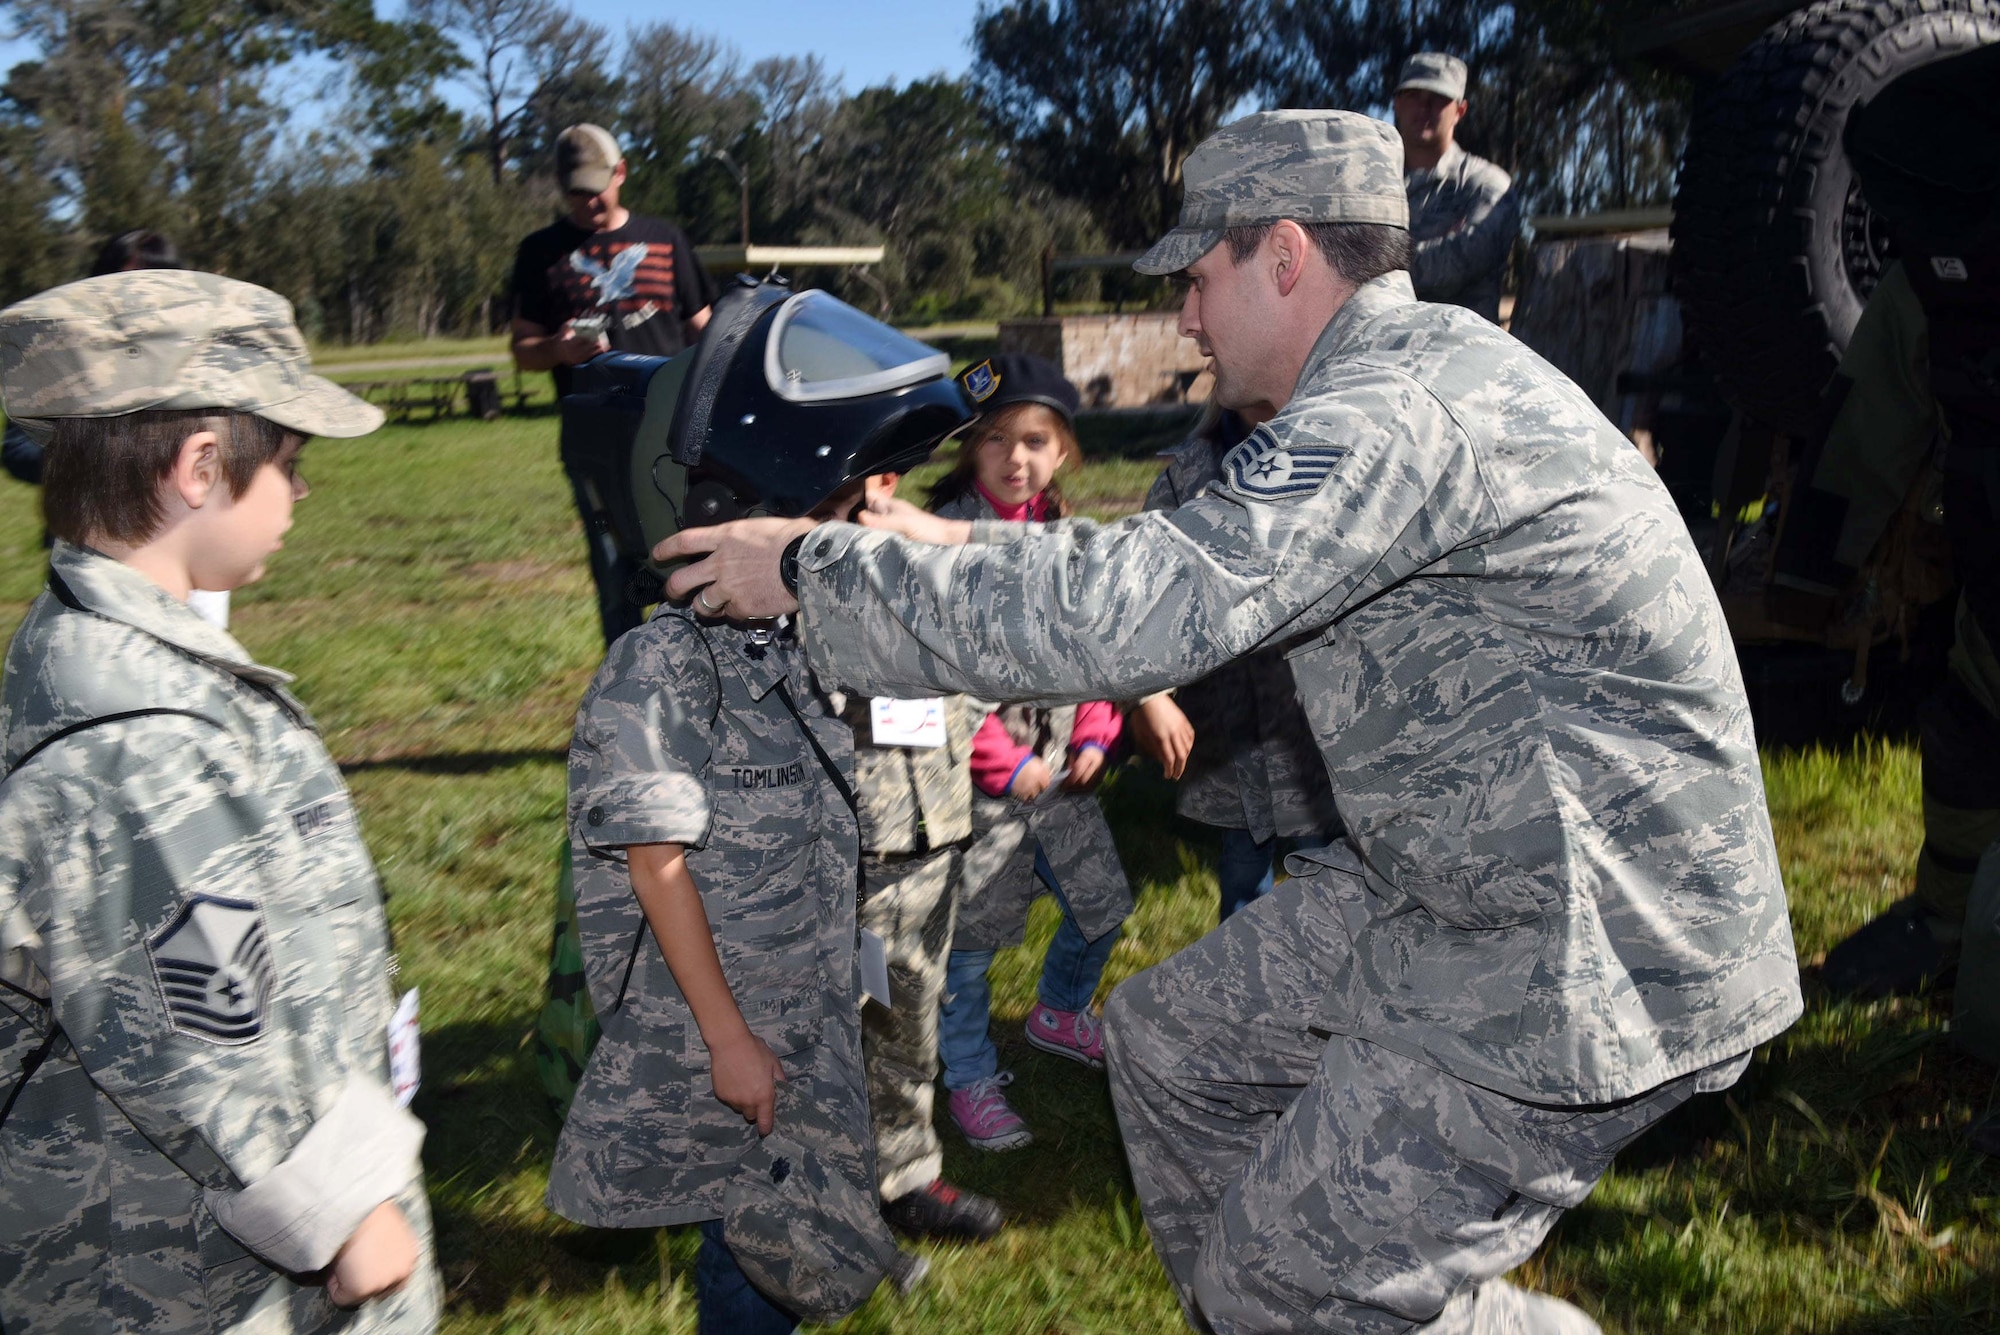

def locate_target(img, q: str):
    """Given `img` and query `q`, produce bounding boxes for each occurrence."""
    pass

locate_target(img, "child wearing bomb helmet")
[547,281,960,1329]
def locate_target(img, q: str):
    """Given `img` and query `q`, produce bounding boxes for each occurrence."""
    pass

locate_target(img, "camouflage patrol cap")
[1396,52,1469,101]
[0,270,383,445]
[1133,110,1409,276]
[722,1133,908,1322]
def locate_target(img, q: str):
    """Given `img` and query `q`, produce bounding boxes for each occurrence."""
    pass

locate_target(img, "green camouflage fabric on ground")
[0,545,438,1335]
[534,845,600,1121]
[1406,143,1519,324]
[842,690,980,1200]
[1144,425,1341,841]
[546,607,889,1299]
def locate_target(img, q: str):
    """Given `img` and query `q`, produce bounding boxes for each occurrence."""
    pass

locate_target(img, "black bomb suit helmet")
[558,276,973,605]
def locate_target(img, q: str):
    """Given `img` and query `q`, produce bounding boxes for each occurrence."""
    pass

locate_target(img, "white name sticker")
[859,928,892,1010]
[388,988,421,1108]
[870,697,947,748]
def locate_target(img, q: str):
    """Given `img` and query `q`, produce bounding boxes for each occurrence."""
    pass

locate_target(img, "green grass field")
[3,411,1995,1333]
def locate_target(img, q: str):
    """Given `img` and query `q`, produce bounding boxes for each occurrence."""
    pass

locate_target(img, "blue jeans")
[1214,830,1340,921]
[1216,827,1278,920]
[939,845,1121,1089]
[696,1219,797,1335]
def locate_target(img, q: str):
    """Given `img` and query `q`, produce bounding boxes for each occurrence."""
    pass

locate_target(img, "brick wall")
[997,313,1210,409]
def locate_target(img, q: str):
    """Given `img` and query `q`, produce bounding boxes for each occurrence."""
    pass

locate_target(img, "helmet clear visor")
[763,290,949,403]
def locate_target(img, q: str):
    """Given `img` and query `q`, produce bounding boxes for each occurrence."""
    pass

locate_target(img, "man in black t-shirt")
[512,122,719,645]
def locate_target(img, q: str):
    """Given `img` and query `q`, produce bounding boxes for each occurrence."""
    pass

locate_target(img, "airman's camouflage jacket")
[1143,424,1341,841]
[0,543,437,1335]
[548,610,871,1227]
[1407,143,1519,324]
[794,272,1804,1104]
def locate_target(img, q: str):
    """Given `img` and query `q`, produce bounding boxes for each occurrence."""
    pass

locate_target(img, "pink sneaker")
[1024,1003,1105,1068]
[947,1073,1033,1151]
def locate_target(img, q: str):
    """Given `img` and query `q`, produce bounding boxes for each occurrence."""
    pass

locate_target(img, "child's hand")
[857,494,974,547]
[1064,745,1107,791]
[1010,756,1054,802]
[1130,693,1195,779]
[326,1200,417,1308]
[710,1029,787,1135]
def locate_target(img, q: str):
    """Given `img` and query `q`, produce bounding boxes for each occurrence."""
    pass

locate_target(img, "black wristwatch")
[779,532,808,595]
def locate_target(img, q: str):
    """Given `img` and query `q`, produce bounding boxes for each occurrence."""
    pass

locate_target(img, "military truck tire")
[1672,0,2000,437]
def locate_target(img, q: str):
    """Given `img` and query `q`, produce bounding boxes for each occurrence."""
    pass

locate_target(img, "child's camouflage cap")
[1134,109,1409,276]
[0,270,384,444]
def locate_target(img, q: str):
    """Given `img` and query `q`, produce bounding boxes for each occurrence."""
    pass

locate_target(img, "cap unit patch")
[962,360,1000,402]
[148,895,277,1045]
[1222,425,1348,499]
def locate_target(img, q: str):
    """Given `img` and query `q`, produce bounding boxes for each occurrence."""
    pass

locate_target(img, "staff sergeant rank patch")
[1222,425,1348,499]
[147,895,277,1045]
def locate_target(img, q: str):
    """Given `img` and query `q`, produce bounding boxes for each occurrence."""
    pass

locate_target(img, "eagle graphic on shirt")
[571,242,649,307]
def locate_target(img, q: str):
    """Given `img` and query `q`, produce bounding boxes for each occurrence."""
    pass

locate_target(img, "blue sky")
[564,0,985,92]
[0,0,988,119]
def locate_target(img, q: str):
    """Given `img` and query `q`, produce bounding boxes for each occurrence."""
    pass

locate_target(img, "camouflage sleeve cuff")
[966,519,1043,545]
[202,1075,424,1274]
[575,773,712,850]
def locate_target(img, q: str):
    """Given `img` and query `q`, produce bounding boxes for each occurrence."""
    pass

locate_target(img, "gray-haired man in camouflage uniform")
[1395,53,1520,324]
[658,107,1804,1334]
[0,272,438,1333]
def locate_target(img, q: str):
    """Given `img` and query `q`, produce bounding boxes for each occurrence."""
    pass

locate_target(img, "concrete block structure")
[998,313,1211,409]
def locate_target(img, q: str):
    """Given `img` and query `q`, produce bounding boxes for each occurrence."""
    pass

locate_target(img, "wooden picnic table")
[335,368,538,423]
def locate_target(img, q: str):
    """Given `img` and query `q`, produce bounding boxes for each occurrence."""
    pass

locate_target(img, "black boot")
[882,1179,1005,1242]
[1821,897,1958,999]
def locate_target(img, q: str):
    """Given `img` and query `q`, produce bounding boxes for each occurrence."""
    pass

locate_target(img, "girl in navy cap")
[924,355,1135,1151]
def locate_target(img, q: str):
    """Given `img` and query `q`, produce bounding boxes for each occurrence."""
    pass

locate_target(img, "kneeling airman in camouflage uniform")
[0,273,439,1334]
[661,109,1805,1334]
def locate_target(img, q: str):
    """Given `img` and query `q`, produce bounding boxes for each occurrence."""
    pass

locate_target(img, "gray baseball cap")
[1396,52,1468,101]
[1134,110,1409,276]
[556,123,622,195]
[0,271,383,445]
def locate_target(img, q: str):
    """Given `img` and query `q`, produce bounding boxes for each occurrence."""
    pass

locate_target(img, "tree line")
[0,0,1699,342]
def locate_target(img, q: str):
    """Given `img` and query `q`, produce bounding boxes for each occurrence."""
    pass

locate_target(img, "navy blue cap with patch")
[953,353,1079,425]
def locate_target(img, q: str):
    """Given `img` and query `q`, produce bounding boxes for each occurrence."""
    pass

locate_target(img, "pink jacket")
[965,482,1124,797]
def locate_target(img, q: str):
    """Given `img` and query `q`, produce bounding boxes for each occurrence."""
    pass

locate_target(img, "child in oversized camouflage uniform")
[925,355,1133,1150]
[0,272,437,1334]
[840,472,1007,1241]
[546,476,915,1331]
